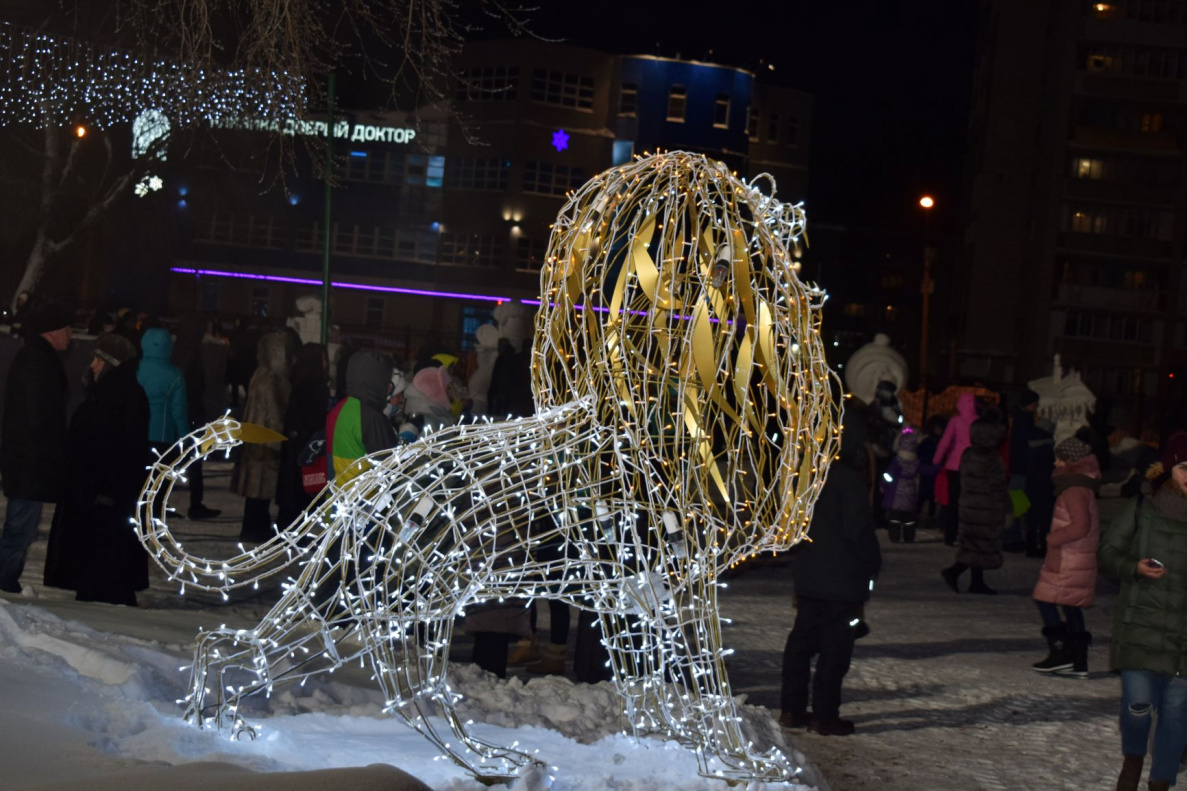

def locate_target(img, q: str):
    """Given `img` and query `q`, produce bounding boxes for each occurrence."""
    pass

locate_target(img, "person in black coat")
[0,300,72,593]
[942,412,1010,594]
[1023,418,1056,557]
[172,312,221,520]
[781,417,882,736]
[43,333,151,605]
[276,343,331,528]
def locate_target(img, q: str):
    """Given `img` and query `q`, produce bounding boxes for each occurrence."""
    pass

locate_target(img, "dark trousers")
[781,597,862,720]
[1036,600,1085,634]
[0,498,44,593]
[528,598,572,645]
[942,471,962,545]
[472,633,513,678]
[241,497,273,539]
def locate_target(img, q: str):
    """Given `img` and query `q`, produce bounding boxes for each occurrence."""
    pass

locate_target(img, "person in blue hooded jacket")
[137,327,188,456]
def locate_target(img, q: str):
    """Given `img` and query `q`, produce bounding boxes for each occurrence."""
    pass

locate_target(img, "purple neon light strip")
[171,267,722,322]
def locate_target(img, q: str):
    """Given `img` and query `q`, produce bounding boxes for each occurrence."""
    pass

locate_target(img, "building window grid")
[1064,310,1153,343]
[667,85,687,123]
[455,66,519,102]
[1083,44,1183,78]
[448,157,510,191]
[365,297,385,329]
[747,107,759,141]
[530,69,594,110]
[713,93,731,128]
[1066,204,1174,240]
[786,116,799,147]
[523,160,586,196]
[515,236,548,271]
[619,82,638,117]
[767,113,781,143]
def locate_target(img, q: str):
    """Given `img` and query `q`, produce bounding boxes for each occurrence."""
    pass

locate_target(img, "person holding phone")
[1099,431,1187,791]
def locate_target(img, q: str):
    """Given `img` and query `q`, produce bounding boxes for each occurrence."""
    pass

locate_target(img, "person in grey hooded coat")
[234,332,291,541]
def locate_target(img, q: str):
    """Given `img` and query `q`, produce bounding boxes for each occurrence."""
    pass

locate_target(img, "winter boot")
[1149,781,1170,791]
[526,642,566,675]
[1116,754,1144,791]
[1055,632,1091,679]
[902,520,917,543]
[941,566,960,592]
[779,711,812,729]
[808,716,855,736]
[887,521,902,543]
[507,637,540,666]
[1032,625,1073,674]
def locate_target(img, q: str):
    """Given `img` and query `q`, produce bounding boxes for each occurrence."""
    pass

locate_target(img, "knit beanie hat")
[1161,431,1187,471]
[22,300,73,336]
[93,333,137,367]
[897,430,919,453]
[1055,437,1092,464]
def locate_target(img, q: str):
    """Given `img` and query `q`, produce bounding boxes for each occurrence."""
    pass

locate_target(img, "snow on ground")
[2,463,1133,790]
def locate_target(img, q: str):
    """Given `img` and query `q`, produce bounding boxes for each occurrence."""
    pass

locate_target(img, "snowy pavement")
[1,466,1131,790]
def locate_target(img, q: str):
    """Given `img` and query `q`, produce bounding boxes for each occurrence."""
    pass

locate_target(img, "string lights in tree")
[0,21,302,130]
[134,151,842,785]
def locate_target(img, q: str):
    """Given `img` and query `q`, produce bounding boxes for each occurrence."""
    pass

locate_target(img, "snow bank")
[0,599,821,791]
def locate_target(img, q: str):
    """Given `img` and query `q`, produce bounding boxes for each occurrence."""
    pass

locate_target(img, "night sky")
[532,0,981,240]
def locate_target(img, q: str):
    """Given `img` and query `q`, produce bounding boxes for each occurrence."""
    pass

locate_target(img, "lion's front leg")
[183,627,268,739]
[600,583,798,784]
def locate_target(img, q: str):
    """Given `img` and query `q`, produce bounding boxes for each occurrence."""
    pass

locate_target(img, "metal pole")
[320,72,336,346]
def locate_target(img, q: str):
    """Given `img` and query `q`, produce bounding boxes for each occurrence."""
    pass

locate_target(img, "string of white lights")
[0,21,303,130]
[135,151,841,784]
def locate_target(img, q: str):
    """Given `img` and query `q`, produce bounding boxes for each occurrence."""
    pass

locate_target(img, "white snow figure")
[1028,354,1096,444]
[844,333,907,405]
[134,152,841,785]
[493,299,529,352]
[466,323,500,417]
[286,295,323,345]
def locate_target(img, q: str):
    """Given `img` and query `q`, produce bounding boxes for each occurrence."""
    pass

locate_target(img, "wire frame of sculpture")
[134,151,841,785]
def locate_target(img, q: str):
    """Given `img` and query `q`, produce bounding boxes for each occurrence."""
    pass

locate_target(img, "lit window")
[619,83,638,117]
[713,93,731,128]
[1088,53,1117,72]
[1141,112,1163,132]
[842,302,865,317]
[667,86,687,122]
[1073,157,1105,179]
[1092,2,1121,19]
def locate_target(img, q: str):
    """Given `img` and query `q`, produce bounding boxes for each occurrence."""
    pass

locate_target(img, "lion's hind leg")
[365,616,542,782]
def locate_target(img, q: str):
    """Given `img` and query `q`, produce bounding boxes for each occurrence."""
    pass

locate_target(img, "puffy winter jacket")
[233,333,291,500]
[137,328,188,444]
[955,417,1010,570]
[1099,484,1187,675]
[933,393,978,472]
[1032,454,1101,607]
[790,417,882,602]
[327,350,397,482]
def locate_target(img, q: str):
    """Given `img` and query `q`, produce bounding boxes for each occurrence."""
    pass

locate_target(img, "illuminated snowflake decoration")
[135,151,841,785]
[552,128,569,152]
[133,173,164,197]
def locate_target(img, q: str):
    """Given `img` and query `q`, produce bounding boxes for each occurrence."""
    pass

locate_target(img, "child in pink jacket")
[933,393,979,545]
[1030,436,1100,678]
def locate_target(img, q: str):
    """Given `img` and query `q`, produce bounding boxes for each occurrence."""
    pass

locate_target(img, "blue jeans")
[1036,600,1085,634]
[0,499,44,593]
[1121,670,1187,784]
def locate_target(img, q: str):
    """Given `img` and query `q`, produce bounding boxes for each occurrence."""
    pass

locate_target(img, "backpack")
[298,430,327,495]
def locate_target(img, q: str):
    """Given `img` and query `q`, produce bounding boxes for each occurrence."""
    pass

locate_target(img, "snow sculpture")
[844,333,907,405]
[466,323,500,417]
[134,151,841,785]
[286,295,323,345]
[1028,354,1096,444]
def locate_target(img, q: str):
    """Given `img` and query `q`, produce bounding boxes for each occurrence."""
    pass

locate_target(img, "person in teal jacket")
[1099,431,1187,791]
[137,327,188,447]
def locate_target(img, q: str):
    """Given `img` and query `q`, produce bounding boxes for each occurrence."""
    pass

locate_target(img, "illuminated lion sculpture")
[136,151,841,784]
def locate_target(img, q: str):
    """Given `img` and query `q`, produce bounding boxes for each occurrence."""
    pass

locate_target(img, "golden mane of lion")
[532,151,840,558]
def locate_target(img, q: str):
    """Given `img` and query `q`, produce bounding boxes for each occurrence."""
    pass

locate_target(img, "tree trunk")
[12,231,49,311]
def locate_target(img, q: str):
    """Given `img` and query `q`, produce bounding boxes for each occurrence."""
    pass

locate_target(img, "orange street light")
[919,195,935,209]
[74,125,87,139]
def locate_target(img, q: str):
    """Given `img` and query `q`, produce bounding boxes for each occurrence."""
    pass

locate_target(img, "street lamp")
[919,196,936,402]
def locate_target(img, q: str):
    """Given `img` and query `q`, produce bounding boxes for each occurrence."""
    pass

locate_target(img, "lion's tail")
[135,416,318,595]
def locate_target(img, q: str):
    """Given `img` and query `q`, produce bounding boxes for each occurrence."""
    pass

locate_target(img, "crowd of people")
[6,299,1187,788]
[777,378,1187,790]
